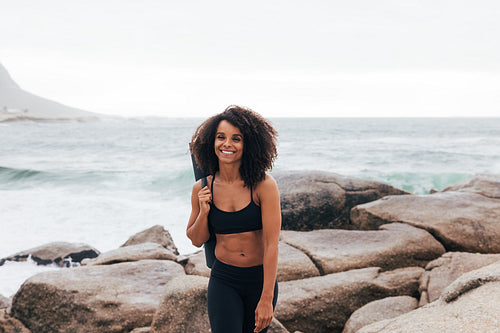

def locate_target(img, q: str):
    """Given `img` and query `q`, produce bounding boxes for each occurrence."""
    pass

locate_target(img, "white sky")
[1,0,499,118]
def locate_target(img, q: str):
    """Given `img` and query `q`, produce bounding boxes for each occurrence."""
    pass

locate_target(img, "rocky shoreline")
[1,171,499,333]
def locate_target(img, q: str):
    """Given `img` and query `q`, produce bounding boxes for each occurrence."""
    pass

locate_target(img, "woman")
[187,105,281,333]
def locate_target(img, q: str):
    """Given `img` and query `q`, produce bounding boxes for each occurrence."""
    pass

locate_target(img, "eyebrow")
[216,132,243,138]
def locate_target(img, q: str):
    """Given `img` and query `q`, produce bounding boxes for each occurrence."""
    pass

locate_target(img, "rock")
[82,242,177,266]
[185,242,321,282]
[358,260,500,333]
[351,192,500,253]
[268,318,290,333]
[0,294,10,309]
[419,252,500,305]
[11,260,185,333]
[439,259,500,303]
[274,266,423,333]
[276,242,320,282]
[150,275,210,333]
[184,250,211,278]
[280,223,444,275]
[274,171,409,231]
[0,309,31,333]
[342,296,418,333]
[0,242,99,267]
[441,173,500,199]
[121,225,179,255]
[130,328,150,333]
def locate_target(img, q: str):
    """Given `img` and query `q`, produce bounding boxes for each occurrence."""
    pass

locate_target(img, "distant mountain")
[0,62,101,122]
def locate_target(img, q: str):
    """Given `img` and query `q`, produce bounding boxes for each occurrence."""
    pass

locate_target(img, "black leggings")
[207,258,278,333]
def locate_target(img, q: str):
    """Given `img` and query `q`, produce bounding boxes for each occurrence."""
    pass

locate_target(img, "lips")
[220,150,235,155]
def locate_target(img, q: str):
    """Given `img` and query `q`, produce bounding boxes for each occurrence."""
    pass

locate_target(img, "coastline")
[1,172,499,332]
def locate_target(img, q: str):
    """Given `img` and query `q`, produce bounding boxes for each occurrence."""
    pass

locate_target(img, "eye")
[232,137,241,142]
[216,134,225,140]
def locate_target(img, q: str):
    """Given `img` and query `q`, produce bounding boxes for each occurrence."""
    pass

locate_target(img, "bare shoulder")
[255,173,276,188]
[255,174,279,199]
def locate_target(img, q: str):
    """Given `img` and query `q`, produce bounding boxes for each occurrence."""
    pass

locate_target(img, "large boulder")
[273,171,409,231]
[0,309,31,333]
[276,242,320,281]
[419,252,500,305]
[184,242,321,282]
[280,223,444,275]
[184,250,212,278]
[11,260,185,333]
[351,192,500,253]
[441,173,500,199]
[0,295,10,309]
[342,296,418,333]
[358,260,500,333]
[0,242,99,267]
[121,225,179,255]
[274,266,423,333]
[82,242,177,266]
[150,275,210,333]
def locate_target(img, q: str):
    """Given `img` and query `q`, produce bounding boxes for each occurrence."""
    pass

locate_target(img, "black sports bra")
[208,175,262,234]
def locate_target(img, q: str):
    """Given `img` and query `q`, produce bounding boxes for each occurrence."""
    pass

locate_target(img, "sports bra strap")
[210,174,215,195]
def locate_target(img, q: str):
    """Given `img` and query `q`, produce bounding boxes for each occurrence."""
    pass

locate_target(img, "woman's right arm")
[186,180,212,247]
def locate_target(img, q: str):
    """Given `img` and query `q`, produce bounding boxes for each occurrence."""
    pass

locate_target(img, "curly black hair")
[190,105,278,188]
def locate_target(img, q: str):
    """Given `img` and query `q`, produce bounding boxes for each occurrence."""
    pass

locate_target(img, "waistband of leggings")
[211,258,264,283]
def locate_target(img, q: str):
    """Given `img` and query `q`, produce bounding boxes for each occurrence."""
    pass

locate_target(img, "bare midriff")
[215,230,264,267]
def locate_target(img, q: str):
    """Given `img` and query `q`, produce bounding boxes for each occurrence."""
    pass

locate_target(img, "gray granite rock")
[82,242,177,266]
[0,309,31,333]
[342,296,418,333]
[358,260,500,333]
[351,192,500,253]
[11,260,185,333]
[0,242,99,267]
[276,242,320,282]
[419,251,500,305]
[121,225,179,255]
[441,173,500,199]
[151,275,210,333]
[280,223,444,275]
[0,294,10,310]
[274,266,423,333]
[274,171,409,231]
[184,250,211,278]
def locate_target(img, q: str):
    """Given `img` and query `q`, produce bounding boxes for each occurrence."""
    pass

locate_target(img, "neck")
[217,163,242,183]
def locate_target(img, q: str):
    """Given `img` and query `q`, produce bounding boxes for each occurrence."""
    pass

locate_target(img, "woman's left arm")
[254,175,281,332]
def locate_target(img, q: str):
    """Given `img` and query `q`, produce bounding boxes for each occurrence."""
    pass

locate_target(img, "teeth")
[221,150,234,154]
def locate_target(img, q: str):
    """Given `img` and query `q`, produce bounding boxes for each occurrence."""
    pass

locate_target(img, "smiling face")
[214,120,244,165]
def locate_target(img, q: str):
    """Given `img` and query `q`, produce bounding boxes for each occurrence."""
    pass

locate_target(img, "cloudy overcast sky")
[1,0,499,117]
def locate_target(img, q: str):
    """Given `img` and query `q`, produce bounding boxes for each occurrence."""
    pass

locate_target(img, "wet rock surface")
[0,242,99,267]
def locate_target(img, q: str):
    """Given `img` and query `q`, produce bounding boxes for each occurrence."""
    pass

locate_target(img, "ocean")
[1,117,499,296]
